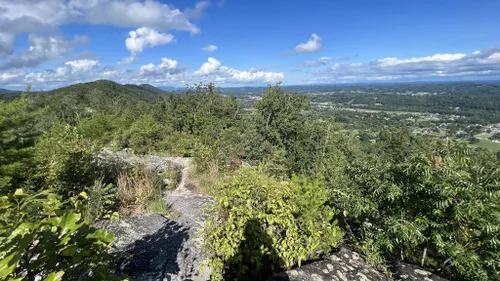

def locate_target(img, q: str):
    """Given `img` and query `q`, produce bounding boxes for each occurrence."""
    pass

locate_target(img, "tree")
[333,138,500,280]
[0,97,42,193]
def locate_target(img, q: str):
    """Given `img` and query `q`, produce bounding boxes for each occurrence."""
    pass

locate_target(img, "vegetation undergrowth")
[0,82,499,280]
[116,166,169,216]
[203,168,343,281]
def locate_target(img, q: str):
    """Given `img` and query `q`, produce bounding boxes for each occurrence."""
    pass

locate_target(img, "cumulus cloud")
[202,45,218,52]
[0,0,205,34]
[0,0,208,65]
[121,27,174,63]
[312,47,500,83]
[139,57,185,77]
[65,59,100,72]
[0,57,285,89]
[194,57,284,83]
[0,32,15,58]
[0,34,88,70]
[295,33,322,54]
[195,57,222,75]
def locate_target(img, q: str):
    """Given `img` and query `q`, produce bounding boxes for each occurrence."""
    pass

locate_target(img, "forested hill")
[30,80,171,122]
[0,88,18,93]
[45,79,169,103]
[0,88,22,101]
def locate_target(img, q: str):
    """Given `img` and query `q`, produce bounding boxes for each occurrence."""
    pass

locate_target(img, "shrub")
[34,124,97,198]
[83,180,118,223]
[77,114,116,146]
[120,114,161,154]
[0,189,119,280]
[203,168,343,281]
[337,141,500,280]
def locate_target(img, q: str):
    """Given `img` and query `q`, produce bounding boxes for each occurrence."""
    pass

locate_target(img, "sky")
[1,0,500,90]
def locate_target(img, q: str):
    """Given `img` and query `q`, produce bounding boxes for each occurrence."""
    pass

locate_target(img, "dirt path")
[163,157,213,231]
[96,150,213,281]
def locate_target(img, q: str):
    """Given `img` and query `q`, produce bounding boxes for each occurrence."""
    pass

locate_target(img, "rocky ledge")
[270,247,449,281]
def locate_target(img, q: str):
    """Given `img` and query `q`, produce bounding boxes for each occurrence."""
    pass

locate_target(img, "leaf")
[110,212,120,222]
[87,229,115,244]
[43,271,65,281]
[79,191,88,200]
[58,212,81,235]
[0,253,21,279]
[13,189,25,197]
[343,210,349,217]
[61,245,78,256]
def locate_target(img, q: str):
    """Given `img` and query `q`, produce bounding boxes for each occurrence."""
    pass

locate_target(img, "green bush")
[83,180,118,223]
[203,168,343,281]
[121,114,161,154]
[34,124,98,198]
[77,114,116,146]
[336,140,500,280]
[0,189,119,281]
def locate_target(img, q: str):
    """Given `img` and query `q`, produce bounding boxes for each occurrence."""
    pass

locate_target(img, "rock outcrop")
[393,262,449,281]
[270,247,388,281]
[270,247,450,281]
[96,150,212,281]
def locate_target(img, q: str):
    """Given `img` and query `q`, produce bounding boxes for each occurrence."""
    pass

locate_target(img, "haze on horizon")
[0,0,499,90]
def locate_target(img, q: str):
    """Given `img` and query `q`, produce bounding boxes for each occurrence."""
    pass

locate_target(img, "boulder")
[393,262,449,281]
[270,247,388,281]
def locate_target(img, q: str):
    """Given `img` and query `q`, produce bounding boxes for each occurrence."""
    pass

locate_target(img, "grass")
[187,162,220,195]
[116,166,170,216]
[470,139,500,151]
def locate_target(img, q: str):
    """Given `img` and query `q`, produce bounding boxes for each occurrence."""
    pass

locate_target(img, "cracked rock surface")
[270,247,388,281]
[96,150,212,281]
[269,247,450,281]
[393,262,449,281]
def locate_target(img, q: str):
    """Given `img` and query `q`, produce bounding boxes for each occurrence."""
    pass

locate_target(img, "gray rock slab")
[270,247,388,281]
[393,262,449,281]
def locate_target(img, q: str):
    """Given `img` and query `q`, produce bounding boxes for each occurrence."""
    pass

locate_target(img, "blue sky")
[1,0,500,90]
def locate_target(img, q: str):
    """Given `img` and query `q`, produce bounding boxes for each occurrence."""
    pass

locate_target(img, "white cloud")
[194,57,284,83]
[0,0,205,34]
[377,53,466,66]
[0,57,284,89]
[195,57,222,75]
[0,0,208,66]
[202,45,218,52]
[0,32,15,58]
[312,47,500,83]
[0,34,88,70]
[224,67,285,83]
[304,57,332,67]
[139,57,183,76]
[65,59,99,72]
[295,33,322,54]
[0,71,23,82]
[185,1,211,19]
[122,27,174,63]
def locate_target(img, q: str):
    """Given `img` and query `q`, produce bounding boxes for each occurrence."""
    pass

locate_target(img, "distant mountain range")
[3,80,500,103]
[0,88,21,94]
